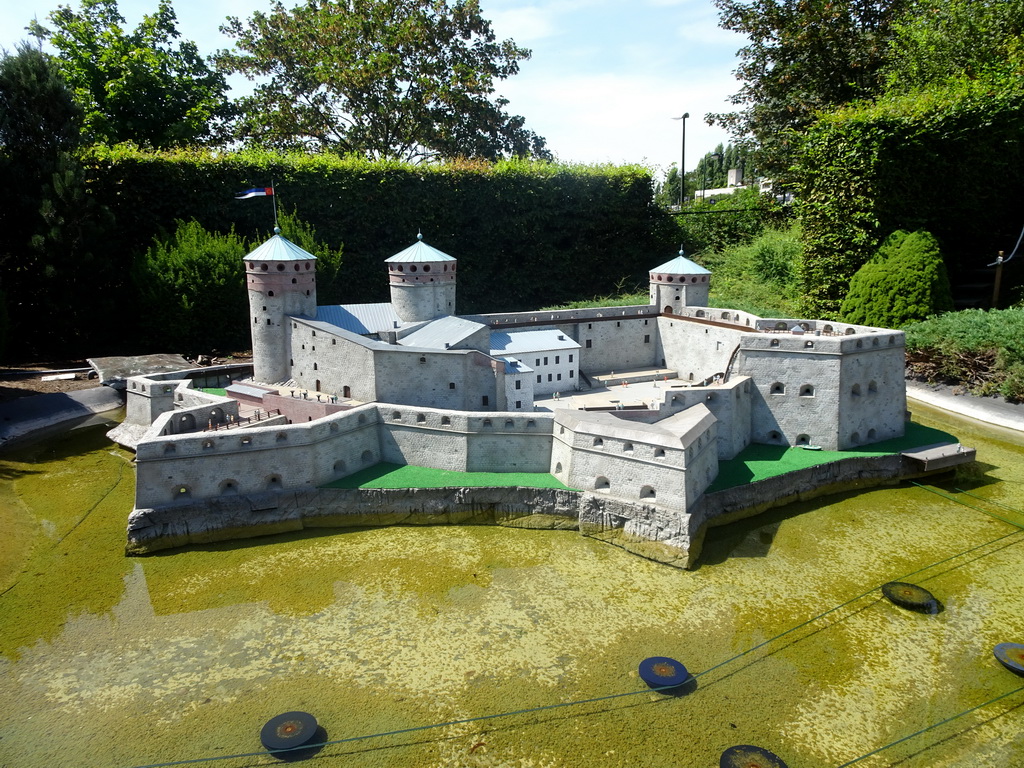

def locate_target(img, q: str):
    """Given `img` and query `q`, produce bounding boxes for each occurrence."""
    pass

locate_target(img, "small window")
[569,354,574,363]
[543,357,549,365]
[654,448,665,458]
[555,356,560,364]
[770,339,780,347]
[799,385,814,397]
[585,339,592,348]
[644,335,650,343]
[569,371,574,378]
[535,359,541,366]
[482,396,489,406]
[548,374,552,382]
[449,382,455,389]
[595,476,610,491]
[557,373,562,381]
[483,418,492,427]
[536,375,542,383]
[515,380,522,390]
[770,382,785,395]
[623,442,634,454]
[441,416,451,426]
[515,401,522,408]
[593,437,604,447]
[868,380,878,394]
[505,419,514,428]
[852,384,862,397]
[416,413,426,423]
[392,411,402,420]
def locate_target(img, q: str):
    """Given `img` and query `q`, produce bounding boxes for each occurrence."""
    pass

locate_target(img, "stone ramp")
[0,387,124,450]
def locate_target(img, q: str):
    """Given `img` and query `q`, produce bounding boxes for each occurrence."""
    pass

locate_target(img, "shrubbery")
[701,223,803,317]
[133,210,343,353]
[840,229,953,328]
[904,308,1024,401]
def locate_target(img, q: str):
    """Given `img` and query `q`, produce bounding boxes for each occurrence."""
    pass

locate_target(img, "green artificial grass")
[323,462,576,491]
[200,388,228,396]
[706,421,959,493]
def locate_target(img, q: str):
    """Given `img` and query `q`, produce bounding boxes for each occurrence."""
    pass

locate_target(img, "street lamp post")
[672,112,689,208]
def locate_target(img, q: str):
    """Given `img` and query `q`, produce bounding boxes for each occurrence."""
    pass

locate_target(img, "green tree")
[0,43,111,359]
[884,0,1024,92]
[133,211,345,353]
[216,0,549,161]
[30,0,232,148]
[709,0,908,178]
[840,230,953,328]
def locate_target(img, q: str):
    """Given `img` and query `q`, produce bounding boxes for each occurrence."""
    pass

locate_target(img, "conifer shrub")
[904,308,1024,401]
[840,230,953,328]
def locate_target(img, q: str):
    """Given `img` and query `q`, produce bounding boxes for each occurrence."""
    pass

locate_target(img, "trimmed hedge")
[1,148,682,357]
[793,74,1024,318]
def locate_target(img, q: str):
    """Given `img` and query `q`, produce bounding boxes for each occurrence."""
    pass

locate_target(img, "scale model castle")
[112,230,909,566]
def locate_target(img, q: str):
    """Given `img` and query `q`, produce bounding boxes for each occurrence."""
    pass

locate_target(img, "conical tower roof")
[385,234,456,263]
[651,250,710,276]
[244,233,317,262]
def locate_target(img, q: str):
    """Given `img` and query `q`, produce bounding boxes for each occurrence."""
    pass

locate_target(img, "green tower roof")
[244,233,317,262]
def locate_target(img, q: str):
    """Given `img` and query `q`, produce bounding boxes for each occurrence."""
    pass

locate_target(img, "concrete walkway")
[906,380,1024,433]
[0,387,124,451]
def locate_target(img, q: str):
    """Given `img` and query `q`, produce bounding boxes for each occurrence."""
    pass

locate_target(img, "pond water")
[1,404,1022,768]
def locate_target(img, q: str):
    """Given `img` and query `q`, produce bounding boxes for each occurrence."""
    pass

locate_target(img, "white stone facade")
[114,230,908,563]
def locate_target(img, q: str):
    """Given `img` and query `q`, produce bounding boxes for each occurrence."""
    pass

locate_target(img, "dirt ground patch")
[0,353,253,403]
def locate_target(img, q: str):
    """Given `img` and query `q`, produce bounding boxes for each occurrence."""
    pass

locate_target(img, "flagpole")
[272,178,278,231]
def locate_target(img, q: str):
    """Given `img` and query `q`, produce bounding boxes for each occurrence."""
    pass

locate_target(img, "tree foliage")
[884,0,1024,92]
[710,0,908,178]
[30,0,231,148]
[133,210,344,353]
[216,0,548,162]
[0,44,114,358]
[792,0,1024,317]
[840,229,953,328]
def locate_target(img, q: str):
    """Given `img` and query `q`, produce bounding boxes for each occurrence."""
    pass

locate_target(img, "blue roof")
[385,238,456,263]
[245,234,318,262]
[316,303,403,335]
[651,254,710,275]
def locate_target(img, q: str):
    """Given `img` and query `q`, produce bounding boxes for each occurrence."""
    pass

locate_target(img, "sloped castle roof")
[244,233,318,262]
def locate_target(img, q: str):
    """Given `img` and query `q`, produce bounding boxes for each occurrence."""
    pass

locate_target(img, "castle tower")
[245,230,318,384]
[649,248,711,314]
[385,234,457,323]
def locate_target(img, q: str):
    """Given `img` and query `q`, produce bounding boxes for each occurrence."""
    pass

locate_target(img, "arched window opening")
[554,462,563,474]
[796,434,810,446]
[593,437,604,447]
[595,476,610,492]
[333,460,346,473]
[852,384,862,397]
[441,416,451,426]
[640,485,656,500]
[851,431,861,444]
[416,413,426,423]
[868,380,878,394]
[654,448,666,458]
[799,384,814,397]
[219,480,239,495]
[623,442,634,453]
[266,475,282,490]
[770,339,780,347]
[770,382,785,395]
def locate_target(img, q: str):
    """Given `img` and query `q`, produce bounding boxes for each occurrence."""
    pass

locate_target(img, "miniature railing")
[205,408,281,431]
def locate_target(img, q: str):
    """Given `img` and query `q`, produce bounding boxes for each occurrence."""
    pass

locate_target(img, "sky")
[0,0,744,175]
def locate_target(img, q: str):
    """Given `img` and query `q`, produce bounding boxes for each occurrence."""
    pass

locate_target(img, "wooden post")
[992,251,1005,309]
